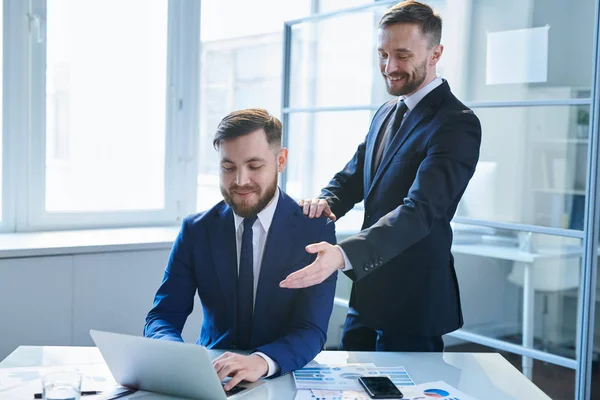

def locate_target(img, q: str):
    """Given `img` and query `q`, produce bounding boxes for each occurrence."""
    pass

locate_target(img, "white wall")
[0,247,349,361]
[0,248,203,359]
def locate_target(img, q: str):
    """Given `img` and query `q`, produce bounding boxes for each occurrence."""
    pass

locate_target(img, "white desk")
[0,346,551,399]
[452,242,581,379]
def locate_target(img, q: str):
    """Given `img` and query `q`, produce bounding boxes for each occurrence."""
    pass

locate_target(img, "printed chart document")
[401,381,478,400]
[293,363,414,391]
[294,380,478,400]
[294,389,371,400]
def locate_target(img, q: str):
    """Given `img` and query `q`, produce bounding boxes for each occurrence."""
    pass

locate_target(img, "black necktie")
[373,100,408,174]
[236,216,257,349]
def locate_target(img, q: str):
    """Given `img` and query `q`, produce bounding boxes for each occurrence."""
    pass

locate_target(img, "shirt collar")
[400,76,443,111]
[233,187,280,233]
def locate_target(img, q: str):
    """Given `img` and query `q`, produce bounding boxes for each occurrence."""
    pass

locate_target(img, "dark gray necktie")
[373,100,408,174]
[236,216,257,349]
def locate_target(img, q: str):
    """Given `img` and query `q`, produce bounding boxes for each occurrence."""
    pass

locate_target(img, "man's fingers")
[282,271,324,288]
[309,199,319,218]
[213,352,233,364]
[282,265,310,282]
[215,363,229,381]
[280,261,325,288]
[214,354,240,381]
[303,200,310,215]
[300,198,335,220]
[223,370,248,392]
[217,361,240,381]
[316,202,327,218]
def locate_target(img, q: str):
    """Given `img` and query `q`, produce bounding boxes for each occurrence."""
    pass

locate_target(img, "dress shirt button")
[231,344,237,349]
[365,213,371,220]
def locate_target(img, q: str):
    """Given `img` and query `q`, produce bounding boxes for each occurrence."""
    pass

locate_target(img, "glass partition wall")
[280,1,600,399]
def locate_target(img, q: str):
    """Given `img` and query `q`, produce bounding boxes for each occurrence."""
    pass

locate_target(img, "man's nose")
[385,58,398,75]
[236,169,250,186]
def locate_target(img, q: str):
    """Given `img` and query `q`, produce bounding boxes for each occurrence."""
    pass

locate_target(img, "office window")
[44,0,168,212]
[285,3,397,233]
[456,105,589,229]
[0,1,3,222]
[286,111,372,232]
[318,0,375,13]
[449,0,595,103]
[197,0,311,212]
[452,222,582,398]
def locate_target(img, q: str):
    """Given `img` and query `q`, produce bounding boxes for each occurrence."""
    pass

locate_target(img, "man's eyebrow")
[244,157,266,163]
[377,47,413,54]
[220,157,266,163]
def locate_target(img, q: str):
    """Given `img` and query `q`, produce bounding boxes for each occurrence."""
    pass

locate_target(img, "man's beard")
[385,59,427,96]
[221,176,278,218]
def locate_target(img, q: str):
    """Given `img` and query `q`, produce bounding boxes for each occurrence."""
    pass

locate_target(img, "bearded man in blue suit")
[145,108,337,391]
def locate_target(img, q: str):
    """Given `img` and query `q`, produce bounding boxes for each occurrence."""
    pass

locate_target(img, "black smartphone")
[358,376,404,399]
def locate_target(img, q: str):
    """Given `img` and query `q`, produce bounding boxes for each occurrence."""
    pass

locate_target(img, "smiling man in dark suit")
[145,108,337,391]
[280,1,482,353]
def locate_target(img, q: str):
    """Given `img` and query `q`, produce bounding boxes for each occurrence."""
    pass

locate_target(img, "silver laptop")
[89,329,264,399]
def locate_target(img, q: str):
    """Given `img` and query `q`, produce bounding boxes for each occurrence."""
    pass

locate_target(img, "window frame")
[0,0,201,233]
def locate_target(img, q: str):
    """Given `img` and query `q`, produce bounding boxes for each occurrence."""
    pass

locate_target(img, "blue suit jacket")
[144,190,337,375]
[321,81,481,336]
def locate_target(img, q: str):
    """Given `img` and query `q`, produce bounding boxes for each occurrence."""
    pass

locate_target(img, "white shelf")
[532,188,586,195]
[533,138,588,144]
[0,227,179,258]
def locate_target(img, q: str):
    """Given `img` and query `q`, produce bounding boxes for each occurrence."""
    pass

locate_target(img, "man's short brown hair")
[213,108,282,149]
[379,1,442,48]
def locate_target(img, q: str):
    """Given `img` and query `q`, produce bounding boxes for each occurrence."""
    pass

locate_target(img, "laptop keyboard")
[225,385,247,397]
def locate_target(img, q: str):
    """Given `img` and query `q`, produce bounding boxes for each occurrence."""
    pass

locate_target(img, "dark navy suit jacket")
[321,81,481,336]
[144,190,337,375]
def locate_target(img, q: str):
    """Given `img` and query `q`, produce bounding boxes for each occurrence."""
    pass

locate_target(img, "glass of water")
[42,370,82,400]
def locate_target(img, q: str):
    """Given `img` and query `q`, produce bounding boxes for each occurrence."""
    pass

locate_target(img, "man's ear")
[430,44,443,66]
[277,148,288,172]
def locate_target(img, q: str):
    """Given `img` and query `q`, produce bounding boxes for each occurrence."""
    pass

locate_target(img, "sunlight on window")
[45,0,168,212]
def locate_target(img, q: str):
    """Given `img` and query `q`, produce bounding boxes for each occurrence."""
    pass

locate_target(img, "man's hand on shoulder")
[299,198,336,221]
[213,352,268,391]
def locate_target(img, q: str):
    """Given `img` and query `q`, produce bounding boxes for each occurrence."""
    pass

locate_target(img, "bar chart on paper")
[293,363,415,390]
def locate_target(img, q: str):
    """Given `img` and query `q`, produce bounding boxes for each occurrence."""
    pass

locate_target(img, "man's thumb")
[306,242,327,254]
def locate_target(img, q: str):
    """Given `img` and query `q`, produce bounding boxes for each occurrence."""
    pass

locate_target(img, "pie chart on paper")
[424,388,451,397]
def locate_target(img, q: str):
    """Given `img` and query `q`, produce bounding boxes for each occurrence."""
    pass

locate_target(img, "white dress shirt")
[232,188,280,377]
[339,76,444,272]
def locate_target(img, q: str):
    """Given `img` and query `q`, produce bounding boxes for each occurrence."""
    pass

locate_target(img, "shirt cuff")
[337,245,353,271]
[253,352,279,377]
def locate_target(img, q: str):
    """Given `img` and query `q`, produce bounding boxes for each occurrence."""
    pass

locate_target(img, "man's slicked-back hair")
[213,108,282,149]
[379,1,442,48]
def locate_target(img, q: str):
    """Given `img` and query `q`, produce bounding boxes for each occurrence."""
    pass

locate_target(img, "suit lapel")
[365,102,396,191]
[367,82,449,200]
[368,105,432,196]
[210,205,239,333]
[251,191,295,344]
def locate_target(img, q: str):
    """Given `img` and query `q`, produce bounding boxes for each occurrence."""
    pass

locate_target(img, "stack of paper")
[0,364,117,400]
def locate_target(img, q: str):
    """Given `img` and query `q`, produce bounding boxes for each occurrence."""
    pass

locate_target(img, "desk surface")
[0,346,551,400]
